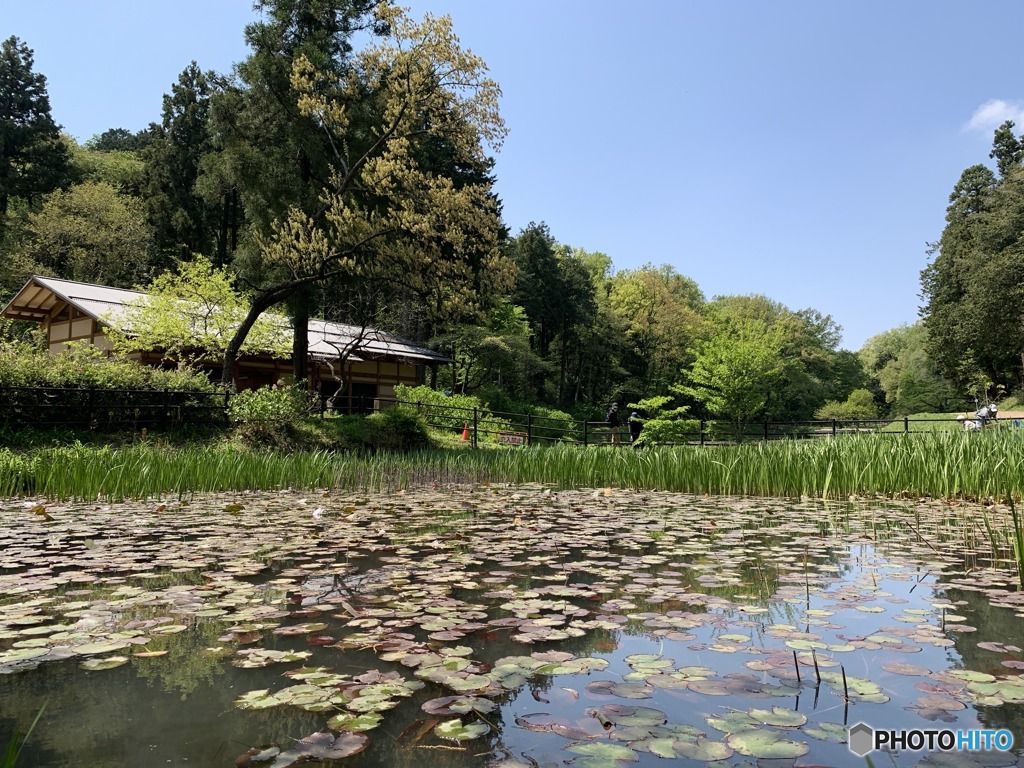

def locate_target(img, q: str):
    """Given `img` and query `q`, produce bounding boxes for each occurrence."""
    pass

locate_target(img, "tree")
[106,256,288,363]
[859,323,960,415]
[920,154,1024,393]
[85,127,153,153]
[216,5,511,388]
[506,225,602,404]
[69,137,146,195]
[432,300,547,398]
[990,120,1023,178]
[701,294,858,420]
[142,63,226,269]
[10,181,152,288]
[609,264,704,397]
[677,317,787,439]
[814,389,878,421]
[0,36,70,235]
[207,0,384,382]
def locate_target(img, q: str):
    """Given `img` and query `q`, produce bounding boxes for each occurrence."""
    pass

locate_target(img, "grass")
[3,430,1024,503]
[1,703,45,768]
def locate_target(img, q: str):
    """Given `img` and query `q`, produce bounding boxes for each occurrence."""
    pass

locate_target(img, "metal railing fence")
[0,386,230,433]
[3,385,1019,445]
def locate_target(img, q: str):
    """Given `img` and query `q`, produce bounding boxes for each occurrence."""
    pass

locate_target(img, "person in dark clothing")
[606,403,620,444]
[628,411,643,444]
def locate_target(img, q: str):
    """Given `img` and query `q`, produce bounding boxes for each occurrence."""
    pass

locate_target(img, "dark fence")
[3,385,1020,445]
[0,386,230,433]
[315,396,1022,447]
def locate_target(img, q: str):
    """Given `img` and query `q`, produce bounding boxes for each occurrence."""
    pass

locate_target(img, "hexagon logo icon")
[848,722,874,756]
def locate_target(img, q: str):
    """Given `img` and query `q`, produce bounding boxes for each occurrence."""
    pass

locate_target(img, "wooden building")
[1,276,449,405]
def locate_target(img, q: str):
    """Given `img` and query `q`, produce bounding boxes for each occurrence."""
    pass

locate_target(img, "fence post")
[763,419,769,441]
[700,419,706,446]
[832,418,837,437]
[472,407,478,449]
[904,416,909,434]
[527,413,532,446]
[162,387,170,430]
[583,419,588,447]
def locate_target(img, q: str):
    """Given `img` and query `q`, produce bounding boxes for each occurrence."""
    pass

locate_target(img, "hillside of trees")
[1,1,1020,423]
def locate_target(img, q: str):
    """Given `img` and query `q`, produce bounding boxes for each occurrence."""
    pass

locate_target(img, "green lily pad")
[79,655,129,670]
[706,712,758,733]
[292,731,369,759]
[726,729,809,758]
[674,738,733,761]
[565,742,639,761]
[326,712,384,732]
[434,719,490,741]
[747,706,807,727]
[593,705,667,727]
[804,721,848,743]
[422,695,497,716]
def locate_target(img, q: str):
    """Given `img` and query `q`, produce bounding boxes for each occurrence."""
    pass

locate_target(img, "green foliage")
[920,145,1024,393]
[227,383,310,449]
[627,394,698,445]
[142,63,225,266]
[609,263,704,395]
[0,36,70,234]
[0,340,215,391]
[69,140,145,195]
[678,316,787,436]
[11,180,152,288]
[859,322,961,416]
[394,384,512,443]
[363,405,431,451]
[432,300,548,399]
[85,127,153,153]
[107,255,290,360]
[228,384,307,425]
[814,389,879,421]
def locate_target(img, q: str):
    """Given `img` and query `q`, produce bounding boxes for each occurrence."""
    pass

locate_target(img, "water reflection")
[1,488,1022,767]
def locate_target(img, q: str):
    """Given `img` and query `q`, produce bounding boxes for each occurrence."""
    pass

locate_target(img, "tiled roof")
[1,276,449,364]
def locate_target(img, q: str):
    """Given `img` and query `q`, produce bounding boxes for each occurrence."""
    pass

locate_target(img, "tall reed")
[2,431,1023,502]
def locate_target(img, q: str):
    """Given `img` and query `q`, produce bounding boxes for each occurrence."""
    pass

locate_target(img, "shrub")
[0,340,215,391]
[364,405,431,451]
[627,394,699,445]
[228,385,307,426]
[227,384,314,450]
[814,389,879,421]
[394,384,512,444]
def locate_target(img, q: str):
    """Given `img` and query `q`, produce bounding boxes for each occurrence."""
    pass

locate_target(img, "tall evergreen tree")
[207,0,382,382]
[212,5,510,387]
[0,36,69,235]
[142,63,226,269]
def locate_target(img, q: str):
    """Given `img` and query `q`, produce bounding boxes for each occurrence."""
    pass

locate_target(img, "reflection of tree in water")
[18,489,1018,766]
[935,584,1024,737]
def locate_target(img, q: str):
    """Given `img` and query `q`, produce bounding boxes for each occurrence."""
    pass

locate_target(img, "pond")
[1,485,1023,767]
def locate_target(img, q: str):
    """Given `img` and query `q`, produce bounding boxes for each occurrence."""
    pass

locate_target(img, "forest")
[1,0,1022,425]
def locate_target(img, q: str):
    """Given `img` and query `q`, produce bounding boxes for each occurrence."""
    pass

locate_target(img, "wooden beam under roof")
[0,280,60,321]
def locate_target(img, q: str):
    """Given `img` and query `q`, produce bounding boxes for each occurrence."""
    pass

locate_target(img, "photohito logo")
[848,722,1014,756]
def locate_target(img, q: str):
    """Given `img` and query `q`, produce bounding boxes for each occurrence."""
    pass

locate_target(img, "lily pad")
[79,655,129,670]
[726,729,809,759]
[434,719,490,741]
[565,742,639,761]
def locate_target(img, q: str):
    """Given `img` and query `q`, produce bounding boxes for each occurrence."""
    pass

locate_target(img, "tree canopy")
[0,36,70,234]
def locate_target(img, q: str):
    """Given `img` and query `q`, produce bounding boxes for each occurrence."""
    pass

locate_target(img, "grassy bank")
[1,430,1022,502]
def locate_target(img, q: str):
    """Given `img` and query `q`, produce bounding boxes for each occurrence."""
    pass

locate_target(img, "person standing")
[606,403,620,444]
[628,411,643,444]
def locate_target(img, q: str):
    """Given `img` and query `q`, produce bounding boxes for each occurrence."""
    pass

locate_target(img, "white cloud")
[964,99,1024,133]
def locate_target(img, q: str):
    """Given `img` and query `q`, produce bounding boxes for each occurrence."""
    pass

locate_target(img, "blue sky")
[6,1,1023,350]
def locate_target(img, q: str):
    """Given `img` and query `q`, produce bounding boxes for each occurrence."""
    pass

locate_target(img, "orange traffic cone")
[461,423,470,441]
